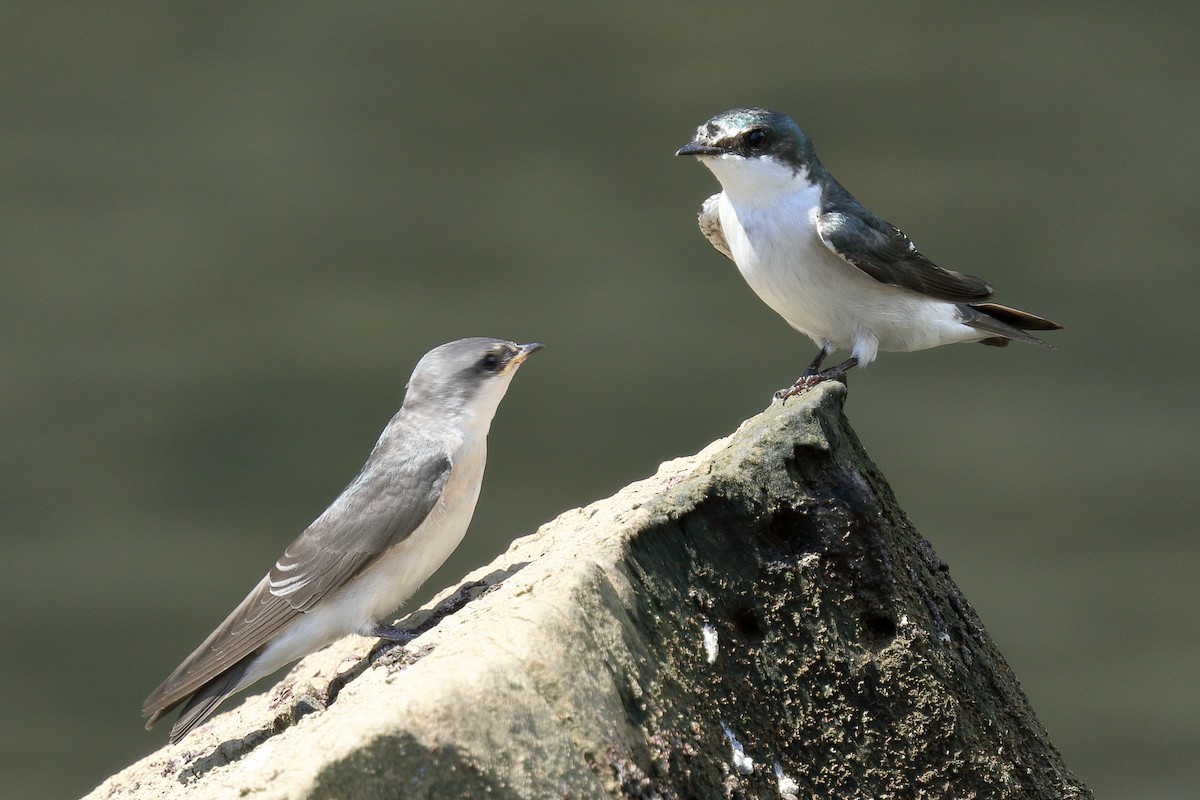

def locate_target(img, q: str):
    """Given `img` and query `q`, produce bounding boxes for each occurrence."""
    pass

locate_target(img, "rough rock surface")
[85,383,1092,799]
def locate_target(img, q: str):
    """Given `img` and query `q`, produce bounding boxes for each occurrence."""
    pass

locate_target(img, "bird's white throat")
[700,154,814,208]
[459,369,519,435]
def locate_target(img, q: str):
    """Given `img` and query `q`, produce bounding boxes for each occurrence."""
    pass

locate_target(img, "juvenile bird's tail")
[164,669,246,744]
[144,652,256,744]
[960,302,1063,348]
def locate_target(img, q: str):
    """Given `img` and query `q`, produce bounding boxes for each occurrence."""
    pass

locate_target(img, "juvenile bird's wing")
[266,442,452,613]
[816,194,993,302]
[697,193,733,261]
[142,431,451,725]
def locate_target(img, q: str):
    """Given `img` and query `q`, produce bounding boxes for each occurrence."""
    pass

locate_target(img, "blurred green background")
[2,3,1197,798]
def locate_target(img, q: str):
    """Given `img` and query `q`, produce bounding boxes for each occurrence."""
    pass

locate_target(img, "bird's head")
[677,108,821,197]
[404,338,542,427]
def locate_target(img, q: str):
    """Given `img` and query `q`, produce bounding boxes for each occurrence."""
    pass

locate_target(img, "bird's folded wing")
[141,576,297,723]
[142,441,452,719]
[698,193,734,261]
[268,446,452,612]
[817,206,994,302]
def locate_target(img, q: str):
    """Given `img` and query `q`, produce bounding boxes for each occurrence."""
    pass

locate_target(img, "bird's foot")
[774,374,825,401]
[368,623,419,667]
[773,357,858,402]
[368,622,414,644]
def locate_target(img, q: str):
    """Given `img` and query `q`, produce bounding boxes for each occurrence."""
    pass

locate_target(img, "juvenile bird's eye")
[746,129,767,149]
[478,352,502,373]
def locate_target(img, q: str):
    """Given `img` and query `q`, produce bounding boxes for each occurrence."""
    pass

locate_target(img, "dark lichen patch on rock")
[599,385,1090,799]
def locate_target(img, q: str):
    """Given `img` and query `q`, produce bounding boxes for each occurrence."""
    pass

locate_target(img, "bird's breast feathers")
[716,184,849,332]
[716,187,973,361]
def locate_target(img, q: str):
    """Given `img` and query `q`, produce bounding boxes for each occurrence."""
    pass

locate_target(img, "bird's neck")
[706,156,816,209]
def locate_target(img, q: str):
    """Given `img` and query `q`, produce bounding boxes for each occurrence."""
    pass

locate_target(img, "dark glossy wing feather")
[816,197,994,302]
[142,425,451,723]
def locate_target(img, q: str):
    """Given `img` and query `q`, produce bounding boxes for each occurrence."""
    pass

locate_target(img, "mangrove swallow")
[677,107,1062,398]
[142,337,542,743]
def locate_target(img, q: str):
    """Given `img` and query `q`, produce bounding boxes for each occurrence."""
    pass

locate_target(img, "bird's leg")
[774,345,830,400]
[775,355,858,401]
[800,345,830,376]
[368,622,414,644]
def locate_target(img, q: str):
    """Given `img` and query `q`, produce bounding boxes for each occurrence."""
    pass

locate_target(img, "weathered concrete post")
[85,382,1091,799]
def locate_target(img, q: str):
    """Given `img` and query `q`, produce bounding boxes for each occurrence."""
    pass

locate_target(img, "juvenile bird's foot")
[774,357,859,402]
[368,623,414,644]
[368,623,417,666]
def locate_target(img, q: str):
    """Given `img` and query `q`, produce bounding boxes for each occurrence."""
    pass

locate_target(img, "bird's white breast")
[706,156,972,364]
[713,164,862,350]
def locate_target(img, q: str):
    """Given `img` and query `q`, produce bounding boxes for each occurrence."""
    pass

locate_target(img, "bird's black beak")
[676,141,725,157]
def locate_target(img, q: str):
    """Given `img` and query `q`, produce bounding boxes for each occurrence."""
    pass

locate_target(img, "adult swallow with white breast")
[678,108,1061,398]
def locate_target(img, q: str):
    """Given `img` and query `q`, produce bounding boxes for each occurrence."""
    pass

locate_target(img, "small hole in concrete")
[861,614,897,643]
[730,606,764,640]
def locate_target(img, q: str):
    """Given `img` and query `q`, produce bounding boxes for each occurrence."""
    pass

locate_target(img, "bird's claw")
[774,374,824,402]
[774,358,857,402]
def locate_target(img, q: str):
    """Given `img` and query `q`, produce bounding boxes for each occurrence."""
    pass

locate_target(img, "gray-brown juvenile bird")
[143,337,541,743]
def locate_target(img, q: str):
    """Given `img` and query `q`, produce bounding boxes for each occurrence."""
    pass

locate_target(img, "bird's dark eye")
[478,352,502,373]
[746,128,767,149]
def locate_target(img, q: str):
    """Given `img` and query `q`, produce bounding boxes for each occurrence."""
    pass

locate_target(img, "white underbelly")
[720,198,977,363]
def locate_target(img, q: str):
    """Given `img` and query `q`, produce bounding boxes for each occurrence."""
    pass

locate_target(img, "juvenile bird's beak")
[503,342,543,374]
[676,141,725,157]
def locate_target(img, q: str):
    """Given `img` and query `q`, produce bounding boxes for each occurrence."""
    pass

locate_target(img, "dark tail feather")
[959,303,1063,348]
[144,656,253,744]
[166,667,247,744]
[972,302,1063,331]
